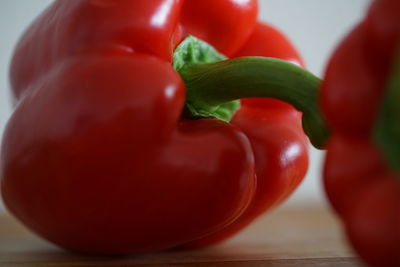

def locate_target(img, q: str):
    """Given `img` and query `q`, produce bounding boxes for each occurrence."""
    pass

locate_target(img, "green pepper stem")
[179,57,329,149]
[374,49,400,172]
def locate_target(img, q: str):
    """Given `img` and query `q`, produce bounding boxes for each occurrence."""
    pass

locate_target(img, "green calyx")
[173,36,329,149]
[173,36,240,122]
[373,49,400,172]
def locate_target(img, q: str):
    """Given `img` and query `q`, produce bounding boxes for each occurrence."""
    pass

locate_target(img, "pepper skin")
[320,0,400,266]
[1,0,309,254]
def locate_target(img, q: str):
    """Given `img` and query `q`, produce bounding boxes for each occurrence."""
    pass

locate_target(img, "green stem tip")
[374,48,400,173]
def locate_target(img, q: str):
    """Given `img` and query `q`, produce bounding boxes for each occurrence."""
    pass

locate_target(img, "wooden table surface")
[0,205,363,266]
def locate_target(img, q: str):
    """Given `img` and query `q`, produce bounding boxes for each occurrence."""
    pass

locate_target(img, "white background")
[0,0,371,213]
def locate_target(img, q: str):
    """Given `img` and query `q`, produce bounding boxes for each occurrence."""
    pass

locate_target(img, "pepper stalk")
[374,48,400,172]
[173,36,329,149]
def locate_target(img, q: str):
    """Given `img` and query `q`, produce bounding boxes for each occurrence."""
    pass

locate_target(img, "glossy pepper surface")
[320,0,400,266]
[1,0,321,254]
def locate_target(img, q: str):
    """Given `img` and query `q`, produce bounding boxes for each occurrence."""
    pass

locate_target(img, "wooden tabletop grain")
[0,205,363,266]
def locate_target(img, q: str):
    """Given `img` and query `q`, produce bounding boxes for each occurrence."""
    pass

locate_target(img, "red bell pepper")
[1,0,325,254]
[183,22,310,247]
[320,0,400,266]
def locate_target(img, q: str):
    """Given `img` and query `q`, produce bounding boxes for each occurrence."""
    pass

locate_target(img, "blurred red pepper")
[321,0,400,266]
[1,0,325,254]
